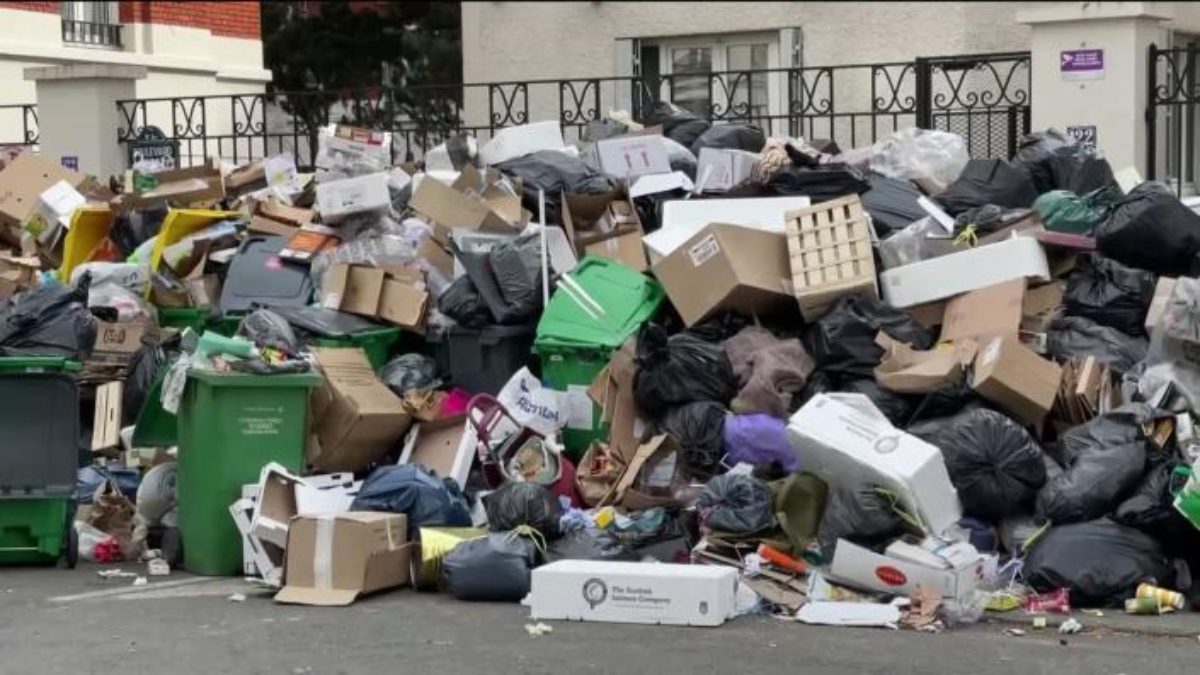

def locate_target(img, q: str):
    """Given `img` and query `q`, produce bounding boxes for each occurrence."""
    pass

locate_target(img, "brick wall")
[0,1,59,13]
[121,1,261,39]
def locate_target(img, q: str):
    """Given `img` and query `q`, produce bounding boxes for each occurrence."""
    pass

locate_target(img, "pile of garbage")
[5,113,1200,629]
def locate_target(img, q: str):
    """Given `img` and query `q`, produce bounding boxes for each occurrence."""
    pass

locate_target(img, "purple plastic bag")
[722,414,798,473]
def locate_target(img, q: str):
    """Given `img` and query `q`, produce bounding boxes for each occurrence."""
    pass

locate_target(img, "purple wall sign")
[1061,49,1104,80]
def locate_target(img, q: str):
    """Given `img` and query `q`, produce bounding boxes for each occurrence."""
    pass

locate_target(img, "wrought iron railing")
[1147,43,1200,195]
[115,52,1030,171]
[0,104,39,148]
[61,19,123,49]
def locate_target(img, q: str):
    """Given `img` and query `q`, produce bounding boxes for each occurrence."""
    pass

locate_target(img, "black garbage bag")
[1023,518,1174,607]
[123,341,165,425]
[696,474,775,534]
[817,484,910,558]
[659,402,726,477]
[908,408,1046,521]
[634,323,738,418]
[767,165,871,203]
[0,280,97,360]
[482,482,562,539]
[1043,145,1117,195]
[442,532,539,602]
[455,234,543,326]
[805,296,934,380]
[1114,462,1178,533]
[934,159,1039,216]
[350,465,473,533]
[1046,316,1148,375]
[1036,405,1152,524]
[437,275,493,329]
[690,123,766,155]
[907,381,988,425]
[861,172,927,237]
[544,528,637,563]
[378,353,443,396]
[684,312,750,344]
[495,150,616,225]
[1014,129,1070,164]
[236,309,300,355]
[839,378,914,427]
[640,101,711,148]
[1062,254,1157,338]
[1096,181,1200,277]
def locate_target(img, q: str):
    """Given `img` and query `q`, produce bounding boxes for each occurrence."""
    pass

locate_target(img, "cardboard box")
[91,381,123,451]
[409,167,524,240]
[230,494,283,585]
[308,347,412,473]
[527,560,739,626]
[256,198,314,228]
[91,320,148,365]
[940,279,1025,344]
[1145,277,1178,335]
[652,223,793,327]
[560,190,647,270]
[315,173,390,224]
[251,464,301,548]
[316,124,391,172]
[589,134,671,179]
[880,236,1051,308]
[645,196,810,263]
[0,152,87,228]
[478,121,565,166]
[274,512,412,606]
[873,334,969,394]
[972,335,1062,426]
[27,180,86,238]
[905,300,947,330]
[786,393,961,534]
[1021,281,1065,334]
[321,264,428,331]
[0,254,39,303]
[586,339,641,462]
[224,160,266,196]
[696,147,759,192]
[279,224,340,263]
[828,539,984,603]
[397,415,471,488]
[122,160,224,209]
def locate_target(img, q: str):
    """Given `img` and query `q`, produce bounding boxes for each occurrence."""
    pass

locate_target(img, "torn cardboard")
[308,347,413,473]
[409,167,525,241]
[940,279,1025,344]
[274,512,412,607]
[91,381,123,451]
[586,339,640,463]
[0,254,39,303]
[397,415,471,488]
[873,334,969,394]
[560,189,646,270]
[320,263,428,332]
[972,335,1062,426]
[0,152,87,229]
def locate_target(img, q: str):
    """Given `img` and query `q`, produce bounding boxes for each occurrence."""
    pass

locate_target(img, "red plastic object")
[1024,588,1071,614]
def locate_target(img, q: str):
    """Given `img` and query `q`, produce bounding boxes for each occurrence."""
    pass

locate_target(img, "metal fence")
[1147,43,1200,195]
[0,104,39,149]
[112,51,1029,171]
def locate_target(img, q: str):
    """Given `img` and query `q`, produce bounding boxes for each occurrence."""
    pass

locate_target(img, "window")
[61,1,122,49]
[645,34,779,125]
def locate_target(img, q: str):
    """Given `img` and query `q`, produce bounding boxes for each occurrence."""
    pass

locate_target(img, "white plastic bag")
[871,128,969,189]
[497,367,563,436]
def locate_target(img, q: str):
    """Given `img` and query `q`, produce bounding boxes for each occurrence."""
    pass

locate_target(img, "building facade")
[0,1,268,147]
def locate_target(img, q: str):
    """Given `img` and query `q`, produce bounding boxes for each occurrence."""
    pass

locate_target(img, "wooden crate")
[785,195,878,321]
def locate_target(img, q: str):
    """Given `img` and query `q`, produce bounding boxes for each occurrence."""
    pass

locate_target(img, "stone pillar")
[23,64,147,178]
[1019,2,1171,174]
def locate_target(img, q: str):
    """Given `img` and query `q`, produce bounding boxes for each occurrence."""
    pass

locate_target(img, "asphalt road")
[0,566,1195,675]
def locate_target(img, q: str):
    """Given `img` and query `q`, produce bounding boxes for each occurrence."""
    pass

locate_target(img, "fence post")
[914,57,932,130]
[1147,43,1158,181]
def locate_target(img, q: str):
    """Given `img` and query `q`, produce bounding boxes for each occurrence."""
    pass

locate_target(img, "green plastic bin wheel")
[537,345,611,459]
[0,498,71,565]
[312,327,401,370]
[176,370,321,576]
[159,307,209,333]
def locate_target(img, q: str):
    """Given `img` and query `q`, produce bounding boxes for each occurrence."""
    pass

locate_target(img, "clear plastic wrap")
[70,262,149,296]
[310,234,419,295]
[870,128,969,188]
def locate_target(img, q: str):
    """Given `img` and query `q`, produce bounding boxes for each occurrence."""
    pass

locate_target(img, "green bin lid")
[0,357,80,373]
[536,257,663,349]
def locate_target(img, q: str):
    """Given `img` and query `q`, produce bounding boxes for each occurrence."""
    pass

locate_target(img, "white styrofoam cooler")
[786,393,962,535]
[879,235,1050,308]
[526,561,739,627]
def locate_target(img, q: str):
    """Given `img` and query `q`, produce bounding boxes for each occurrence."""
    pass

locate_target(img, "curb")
[984,610,1200,639]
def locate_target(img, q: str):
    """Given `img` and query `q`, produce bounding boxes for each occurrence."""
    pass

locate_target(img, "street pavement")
[1,565,1197,674]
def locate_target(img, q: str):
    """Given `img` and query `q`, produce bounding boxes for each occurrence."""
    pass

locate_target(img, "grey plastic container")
[0,371,79,497]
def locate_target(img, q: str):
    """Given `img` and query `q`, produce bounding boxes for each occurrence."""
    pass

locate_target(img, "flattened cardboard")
[1145,277,1178,335]
[274,512,411,607]
[972,335,1063,426]
[309,348,412,473]
[122,161,224,210]
[0,254,39,303]
[586,339,640,462]
[0,152,87,228]
[939,279,1025,344]
[321,264,385,316]
[256,198,314,227]
[652,223,793,327]
[409,167,523,240]
[873,334,967,394]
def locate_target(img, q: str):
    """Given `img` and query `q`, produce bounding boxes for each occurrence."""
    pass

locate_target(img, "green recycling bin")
[176,370,321,575]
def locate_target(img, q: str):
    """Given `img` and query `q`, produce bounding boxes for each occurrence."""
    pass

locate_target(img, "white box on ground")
[478,121,565,166]
[314,173,390,223]
[526,560,739,627]
[828,539,984,602]
[695,147,759,192]
[786,393,961,534]
[645,196,811,263]
[879,236,1050,308]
